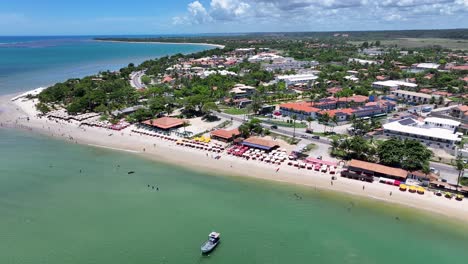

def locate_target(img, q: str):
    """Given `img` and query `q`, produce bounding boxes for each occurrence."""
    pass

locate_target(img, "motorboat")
[201,232,220,254]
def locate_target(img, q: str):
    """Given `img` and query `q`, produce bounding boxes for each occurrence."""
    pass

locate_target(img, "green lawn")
[222,107,249,115]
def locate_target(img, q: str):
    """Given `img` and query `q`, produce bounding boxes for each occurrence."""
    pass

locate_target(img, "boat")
[201,232,220,254]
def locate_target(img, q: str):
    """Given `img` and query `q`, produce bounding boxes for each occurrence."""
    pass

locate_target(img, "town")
[16,32,468,201]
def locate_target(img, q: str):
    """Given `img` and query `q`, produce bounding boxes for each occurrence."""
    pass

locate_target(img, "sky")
[1,0,468,35]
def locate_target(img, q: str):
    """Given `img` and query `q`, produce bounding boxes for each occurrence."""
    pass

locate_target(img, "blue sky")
[1,0,468,35]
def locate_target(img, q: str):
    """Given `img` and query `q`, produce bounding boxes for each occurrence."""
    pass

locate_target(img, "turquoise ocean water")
[0,36,210,94]
[0,36,467,263]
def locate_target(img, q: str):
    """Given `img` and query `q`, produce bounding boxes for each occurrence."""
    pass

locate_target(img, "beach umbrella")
[417,187,425,194]
[409,186,416,193]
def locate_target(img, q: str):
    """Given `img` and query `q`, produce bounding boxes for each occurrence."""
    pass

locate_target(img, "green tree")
[141,75,151,85]
[455,155,465,189]
[291,114,297,139]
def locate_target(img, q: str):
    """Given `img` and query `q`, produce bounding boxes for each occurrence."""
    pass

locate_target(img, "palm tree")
[306,116,314,132]
[330,115,338,133]
[291,114,297,139]
[319,113,330,133]
[455,155,465,191]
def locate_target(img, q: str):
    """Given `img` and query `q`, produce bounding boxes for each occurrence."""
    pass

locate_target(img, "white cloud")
[171,0,468,30]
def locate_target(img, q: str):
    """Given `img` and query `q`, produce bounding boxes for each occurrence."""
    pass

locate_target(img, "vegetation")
[331,136,433,171]
[377,138,433,171]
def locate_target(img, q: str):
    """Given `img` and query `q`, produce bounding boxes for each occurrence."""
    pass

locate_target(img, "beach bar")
[141,117,185,131]
[242,137,279,151]
[211,128,241,142]
[341,159,408,182]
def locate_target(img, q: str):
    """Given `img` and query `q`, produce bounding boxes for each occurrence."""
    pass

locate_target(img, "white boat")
[201,232,220,254]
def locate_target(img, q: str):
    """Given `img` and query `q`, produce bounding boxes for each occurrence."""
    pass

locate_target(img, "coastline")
[2,92,468,222]
[94,39,225,49]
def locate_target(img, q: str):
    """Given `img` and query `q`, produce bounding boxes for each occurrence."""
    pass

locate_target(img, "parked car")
[270,125,278,129]
[300,135,309,139]
[312,135,320,139]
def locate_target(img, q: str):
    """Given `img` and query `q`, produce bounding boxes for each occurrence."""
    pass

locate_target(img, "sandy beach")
[95,39,225,49]
[2,92,468,221]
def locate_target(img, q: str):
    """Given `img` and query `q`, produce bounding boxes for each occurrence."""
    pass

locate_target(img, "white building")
[348,58,378,65]
[229,84,256,99]
[198,70,237,78]
[372,80,418,91]
[248,53,283,63]
[391,90,440,104]
[423,117,460,132]
[409,63,441,73]
[383,117,462,150]
[276,73,318,86]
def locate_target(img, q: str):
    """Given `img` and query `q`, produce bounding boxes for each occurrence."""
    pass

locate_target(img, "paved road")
[214,111,462,179]
[214,111,330,145]
[130,71,146,89]
[429,161,462,184]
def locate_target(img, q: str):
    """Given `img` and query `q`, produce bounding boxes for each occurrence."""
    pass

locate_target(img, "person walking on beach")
[362,185,365,190]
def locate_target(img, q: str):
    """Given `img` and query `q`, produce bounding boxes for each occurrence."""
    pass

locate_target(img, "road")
[214,111,331,145]
[214,111,461,180]
[130,71,146,89]
[429,161,462,184]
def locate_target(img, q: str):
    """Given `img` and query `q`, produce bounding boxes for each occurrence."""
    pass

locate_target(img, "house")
[211,128,241,142]
[279,102,320,120]
[409,63,441,73]
[242,137,279,151]
[141,117,186,131]
[372,80,418,91]
[276,73,318,86]
[342,159,408,182]
[451,105,468,121]
[383,117,462,150]
[391,90,440,104]
[348,58,378,65]
[229,84,256,99]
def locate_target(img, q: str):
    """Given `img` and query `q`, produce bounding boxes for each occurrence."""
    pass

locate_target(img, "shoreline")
[94,39,225,49]
[2,92,468,222]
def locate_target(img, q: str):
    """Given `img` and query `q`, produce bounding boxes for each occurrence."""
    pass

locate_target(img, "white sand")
[95,39,225,49]
[2,93,468,221]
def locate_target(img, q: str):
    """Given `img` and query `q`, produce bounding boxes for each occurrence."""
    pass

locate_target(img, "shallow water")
[0,129,467,264]
[0,36,210,94]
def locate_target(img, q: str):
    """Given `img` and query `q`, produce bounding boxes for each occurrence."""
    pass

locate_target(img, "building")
[141,117,186,131]
[276,73,318,86]
[248,53,283,63]
[372,80,418,91]
[279,102,320,120]
[229,84,256,99]
[391,90,440,104]
[451,105,468,121]
[211,128,241,142]
[262,57,318,72]
[242,137,279,151]
[348,58,378,65]
[383,117,462,150]
[409,63,441,73]
[342,159,408,182]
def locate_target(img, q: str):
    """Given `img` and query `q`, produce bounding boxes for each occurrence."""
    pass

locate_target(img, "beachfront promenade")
[2,94,468,222]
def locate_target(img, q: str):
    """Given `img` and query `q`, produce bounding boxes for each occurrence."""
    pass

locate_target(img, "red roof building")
[142,117,185,130]
[211,128,240,142]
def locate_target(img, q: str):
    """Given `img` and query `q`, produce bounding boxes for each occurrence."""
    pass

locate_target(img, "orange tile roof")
[457,105,468,112]
[243,137,279,148]
[279,102,320,113]
[348,159,408,179]
[211,128,240,139]
[142,117,185,129]
[319,108,355,117]
[338,95,368,103]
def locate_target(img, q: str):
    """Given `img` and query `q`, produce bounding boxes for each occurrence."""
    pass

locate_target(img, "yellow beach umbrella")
[417,187,425,194]
[399,184,407,191]
[409,186,416,192]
